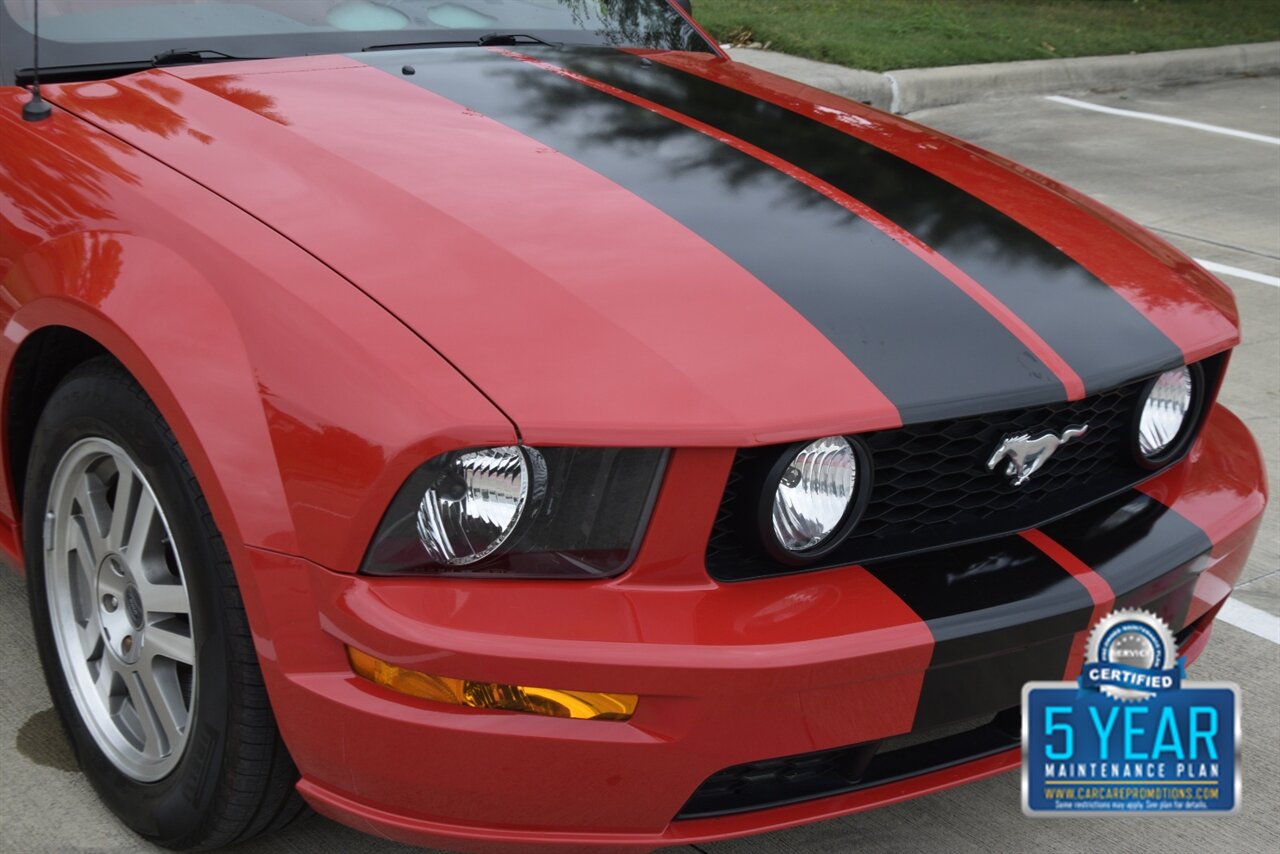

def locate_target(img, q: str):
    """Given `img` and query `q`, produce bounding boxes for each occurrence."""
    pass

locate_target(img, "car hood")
[47,47,1238,445]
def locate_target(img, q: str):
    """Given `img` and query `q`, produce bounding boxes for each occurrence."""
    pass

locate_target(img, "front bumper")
[241,404,1265,853]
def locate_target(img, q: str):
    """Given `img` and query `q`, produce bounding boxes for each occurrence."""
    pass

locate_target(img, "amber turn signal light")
[346,647,638,721]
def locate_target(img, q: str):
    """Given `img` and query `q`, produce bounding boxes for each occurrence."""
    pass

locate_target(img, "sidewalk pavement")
[725,41,1280,114]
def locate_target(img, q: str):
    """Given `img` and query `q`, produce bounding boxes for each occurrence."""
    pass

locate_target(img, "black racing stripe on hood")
[356,49,1067,424]
[1042,491,1212,633]
[863,537,1094,731]
[527,47,1187,395]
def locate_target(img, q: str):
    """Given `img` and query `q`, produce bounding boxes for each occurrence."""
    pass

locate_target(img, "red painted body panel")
[236,405,1261,852]
[0,85,514,576]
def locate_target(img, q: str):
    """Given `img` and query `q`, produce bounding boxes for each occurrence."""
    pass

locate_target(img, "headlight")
[1134,365,1201,466]
[415,446,543,566]
[363,447,666,579]
[761,435,869,562]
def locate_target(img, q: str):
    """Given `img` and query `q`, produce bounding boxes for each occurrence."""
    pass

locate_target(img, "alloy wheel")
[43,437,196,782]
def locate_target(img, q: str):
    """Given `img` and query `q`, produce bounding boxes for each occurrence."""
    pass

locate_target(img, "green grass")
[692,1,1280,71]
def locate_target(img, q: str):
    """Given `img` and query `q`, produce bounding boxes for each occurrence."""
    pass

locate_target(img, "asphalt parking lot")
[2,73,1278,854]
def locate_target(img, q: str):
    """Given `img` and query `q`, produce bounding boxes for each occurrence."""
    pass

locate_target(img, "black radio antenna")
[22,0,52,122]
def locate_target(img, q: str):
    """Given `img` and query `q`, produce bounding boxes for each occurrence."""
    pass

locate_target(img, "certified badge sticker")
[1022,609,1241,815]
[1084,610,1182,701]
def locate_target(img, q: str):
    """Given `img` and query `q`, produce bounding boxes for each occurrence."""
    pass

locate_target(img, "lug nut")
[121,635,133,654]
[103,594,118,612]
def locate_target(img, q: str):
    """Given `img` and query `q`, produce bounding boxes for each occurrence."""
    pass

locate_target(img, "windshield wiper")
[364,32,558,51]
[16,48,265,84]
[151,48,261,66]
[476,32,556,47]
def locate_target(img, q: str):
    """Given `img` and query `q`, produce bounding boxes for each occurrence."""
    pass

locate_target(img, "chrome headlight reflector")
[416,445,542,566]
[1134,365,1202,466]
[364,447,666,579]
[761,435,869,562]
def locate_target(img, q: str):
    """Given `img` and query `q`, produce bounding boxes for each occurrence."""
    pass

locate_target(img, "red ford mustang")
[0,1,1267,851]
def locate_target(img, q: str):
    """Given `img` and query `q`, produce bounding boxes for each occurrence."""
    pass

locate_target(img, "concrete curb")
[726,41,1280,114]
[723,47,894,109]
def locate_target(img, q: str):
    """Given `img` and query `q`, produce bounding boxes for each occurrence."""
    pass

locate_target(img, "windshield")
[0,0,713,84]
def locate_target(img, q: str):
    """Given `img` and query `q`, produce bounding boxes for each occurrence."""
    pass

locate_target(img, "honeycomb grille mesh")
[856,385,1135,536]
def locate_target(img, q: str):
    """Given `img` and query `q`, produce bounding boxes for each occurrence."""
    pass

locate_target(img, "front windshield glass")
[0,0,713,83]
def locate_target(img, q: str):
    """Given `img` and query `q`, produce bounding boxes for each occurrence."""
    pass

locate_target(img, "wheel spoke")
[137,576,190,617]
[138,659,186,751]
[125,490,157,566]
[73,475,111,560]
[125,671,166,759]
[68,515,100,575]
[106,464,138,553]
[147,626,196,666]
[76,610,104,662]
[65,521,106,624]
[94,655,120,707]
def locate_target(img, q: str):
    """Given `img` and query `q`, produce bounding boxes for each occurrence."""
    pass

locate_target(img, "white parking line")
[1045,95,1280,146]
[1194,258,1280,289]
[1219,597,1280,644]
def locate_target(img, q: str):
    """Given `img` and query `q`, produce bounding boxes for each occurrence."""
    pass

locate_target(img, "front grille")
[677,709,1020,820]
[707,358,1222,581]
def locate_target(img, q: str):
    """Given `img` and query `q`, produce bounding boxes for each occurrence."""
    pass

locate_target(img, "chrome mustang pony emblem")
[987,425,1089,487]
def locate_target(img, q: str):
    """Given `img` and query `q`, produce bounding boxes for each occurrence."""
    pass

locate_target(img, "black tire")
[23,356,305,849]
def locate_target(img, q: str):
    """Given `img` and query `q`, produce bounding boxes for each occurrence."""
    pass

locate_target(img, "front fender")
[5,230,292,550]
[0,100,515,656]
[3,228,517,555]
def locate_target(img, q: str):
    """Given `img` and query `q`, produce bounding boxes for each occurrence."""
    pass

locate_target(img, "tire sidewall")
[24,364,235,846]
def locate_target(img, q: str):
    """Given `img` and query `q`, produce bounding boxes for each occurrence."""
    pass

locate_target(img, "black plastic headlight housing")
[361,447,667,579]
